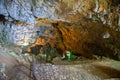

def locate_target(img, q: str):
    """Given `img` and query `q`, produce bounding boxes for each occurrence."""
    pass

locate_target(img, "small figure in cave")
[61,50,77,61]
[61,50,67,60]
[61,50,72,61]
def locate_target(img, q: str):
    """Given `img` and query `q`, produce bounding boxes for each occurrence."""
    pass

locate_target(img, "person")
[61,50,67,60]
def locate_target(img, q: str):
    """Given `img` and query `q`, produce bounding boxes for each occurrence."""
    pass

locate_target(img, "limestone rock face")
[0,21,55,46]
[0,0,58,23]
[0,0,119,25]
[5,22,36,45]
[1,0,35,23]
[32,0,58,19]
[0,0,8,17]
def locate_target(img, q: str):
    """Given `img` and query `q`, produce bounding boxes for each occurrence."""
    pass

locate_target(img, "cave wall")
[0,0,120,59]
[0,21,56,46]
[0,0,119,24]
[56,21,120,59]
[5,22,37,45]
[0,0,119,28]
[0,0,58,23]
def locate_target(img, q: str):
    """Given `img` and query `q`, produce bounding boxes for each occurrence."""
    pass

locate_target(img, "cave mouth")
[0,19,120,64]
[0,0,120,80]
[0,0,119,63]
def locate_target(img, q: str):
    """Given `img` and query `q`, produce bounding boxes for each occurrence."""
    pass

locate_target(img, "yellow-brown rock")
[55,21,120,59]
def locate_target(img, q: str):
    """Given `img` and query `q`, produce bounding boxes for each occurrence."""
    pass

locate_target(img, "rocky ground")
[0,45,120,80]
[7,59,120,80]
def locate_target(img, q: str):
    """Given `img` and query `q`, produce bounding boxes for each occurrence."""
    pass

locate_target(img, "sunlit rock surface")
[5,22,36,45]
[0,0,58,23]
[0,0,119,24]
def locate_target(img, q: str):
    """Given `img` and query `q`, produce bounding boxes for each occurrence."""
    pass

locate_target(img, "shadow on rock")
[93,64,120,78]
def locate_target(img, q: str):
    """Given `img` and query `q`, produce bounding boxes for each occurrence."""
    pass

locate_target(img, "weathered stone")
[4,22,36,45]
[0,0,58,23]
[0,0,8,17]
[5,0,35,23]
[32,0,58,19]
